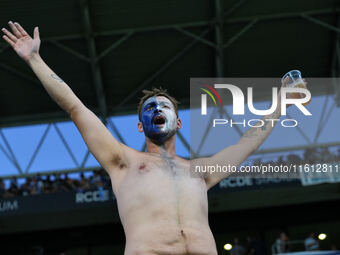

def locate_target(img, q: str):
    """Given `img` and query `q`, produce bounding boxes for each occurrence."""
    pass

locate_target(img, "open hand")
[1,21,40,62]
[280,76,310,107]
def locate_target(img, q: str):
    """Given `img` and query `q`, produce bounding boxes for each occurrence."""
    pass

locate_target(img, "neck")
[145,135,176,157]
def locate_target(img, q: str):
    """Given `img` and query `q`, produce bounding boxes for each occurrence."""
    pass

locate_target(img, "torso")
[108,150,217,255]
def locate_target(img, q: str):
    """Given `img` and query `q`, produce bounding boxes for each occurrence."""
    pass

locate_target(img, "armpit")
[112,154,128,169]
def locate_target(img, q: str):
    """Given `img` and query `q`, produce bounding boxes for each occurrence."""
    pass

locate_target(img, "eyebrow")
[143,99,172,110]
[143,101,156,108]
[158,101,171,106]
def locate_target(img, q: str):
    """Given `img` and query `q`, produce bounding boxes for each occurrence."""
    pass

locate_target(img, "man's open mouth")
[153,115,166,125]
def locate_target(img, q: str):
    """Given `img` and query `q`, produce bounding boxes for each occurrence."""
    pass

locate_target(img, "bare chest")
[115,156,208,222]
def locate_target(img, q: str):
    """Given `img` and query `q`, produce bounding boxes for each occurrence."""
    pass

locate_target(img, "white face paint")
[141,96,178,143]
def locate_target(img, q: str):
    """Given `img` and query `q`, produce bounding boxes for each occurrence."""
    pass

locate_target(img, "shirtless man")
[2,22,293,255]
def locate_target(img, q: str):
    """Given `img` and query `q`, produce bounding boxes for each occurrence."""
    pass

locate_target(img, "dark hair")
[138,87,179,121]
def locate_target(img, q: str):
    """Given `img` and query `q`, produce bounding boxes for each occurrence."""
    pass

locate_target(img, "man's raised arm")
[2,21,128,172]
[201,84,288,190]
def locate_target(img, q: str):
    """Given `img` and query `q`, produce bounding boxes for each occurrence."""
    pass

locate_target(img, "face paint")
[141,96,178,144]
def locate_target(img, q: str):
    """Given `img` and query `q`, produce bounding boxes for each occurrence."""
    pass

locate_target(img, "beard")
[146,126,177,144]
[143,116,177,144]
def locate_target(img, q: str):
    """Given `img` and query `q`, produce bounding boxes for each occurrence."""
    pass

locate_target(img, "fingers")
[33,27,39,40]
[1,27,17,43]
[282,76,289,87]
[2,35,15,48]
[303,78,308,86]
[14,22,28,36]
[8,21,21,38]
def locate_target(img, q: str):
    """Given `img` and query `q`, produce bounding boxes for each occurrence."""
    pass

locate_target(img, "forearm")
[204,106,282,188]
[27,53,81,114]
[239,104,281,150]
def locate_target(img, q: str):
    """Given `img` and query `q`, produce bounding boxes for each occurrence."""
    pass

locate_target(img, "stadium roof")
[0,0,339,127]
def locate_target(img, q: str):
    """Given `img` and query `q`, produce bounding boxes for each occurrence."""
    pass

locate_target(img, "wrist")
[275,102,282,116]
[26,52,42,65]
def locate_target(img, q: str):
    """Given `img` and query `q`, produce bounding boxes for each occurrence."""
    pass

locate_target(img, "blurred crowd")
[273,231,337,254]
[229,232,337,255]
[0,169,111,199]
[252,147,340,167]
[229,236,266,255]
[1,146,340,199]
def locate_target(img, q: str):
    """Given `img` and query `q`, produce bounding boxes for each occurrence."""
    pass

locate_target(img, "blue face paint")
[141,96,177,144]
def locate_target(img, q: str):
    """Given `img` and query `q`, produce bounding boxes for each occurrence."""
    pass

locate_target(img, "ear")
[176,118,182,130]
[137,121,144,133]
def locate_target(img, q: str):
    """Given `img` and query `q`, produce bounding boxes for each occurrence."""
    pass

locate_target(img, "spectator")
[245,236,266,255]
[62,173,76,191]
[320,147,336,163]
[20,177,32,196]
[35,173,44,194]
[276,156,285,166]
[93,171,103,186]
[77,172,90,191]
[275,232,289,254]
[230,238,246,255]
[0,178,5,198]
[30,175,37,194]
[51,173,62,193]
[304,232,319,251]
[8,176,19,197]
[304,148,317,164]
[287,154,301,165]
[43,174,53,193]
[101,170,111,188]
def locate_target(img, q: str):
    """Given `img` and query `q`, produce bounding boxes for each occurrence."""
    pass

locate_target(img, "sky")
[0,94,339,178]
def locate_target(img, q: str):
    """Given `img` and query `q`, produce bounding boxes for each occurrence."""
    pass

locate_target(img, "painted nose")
[155,105,162,112]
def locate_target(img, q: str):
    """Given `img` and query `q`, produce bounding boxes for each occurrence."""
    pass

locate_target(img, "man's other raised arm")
[202,109,281,189]
[200,85,289,190]
[2,22,128,172]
